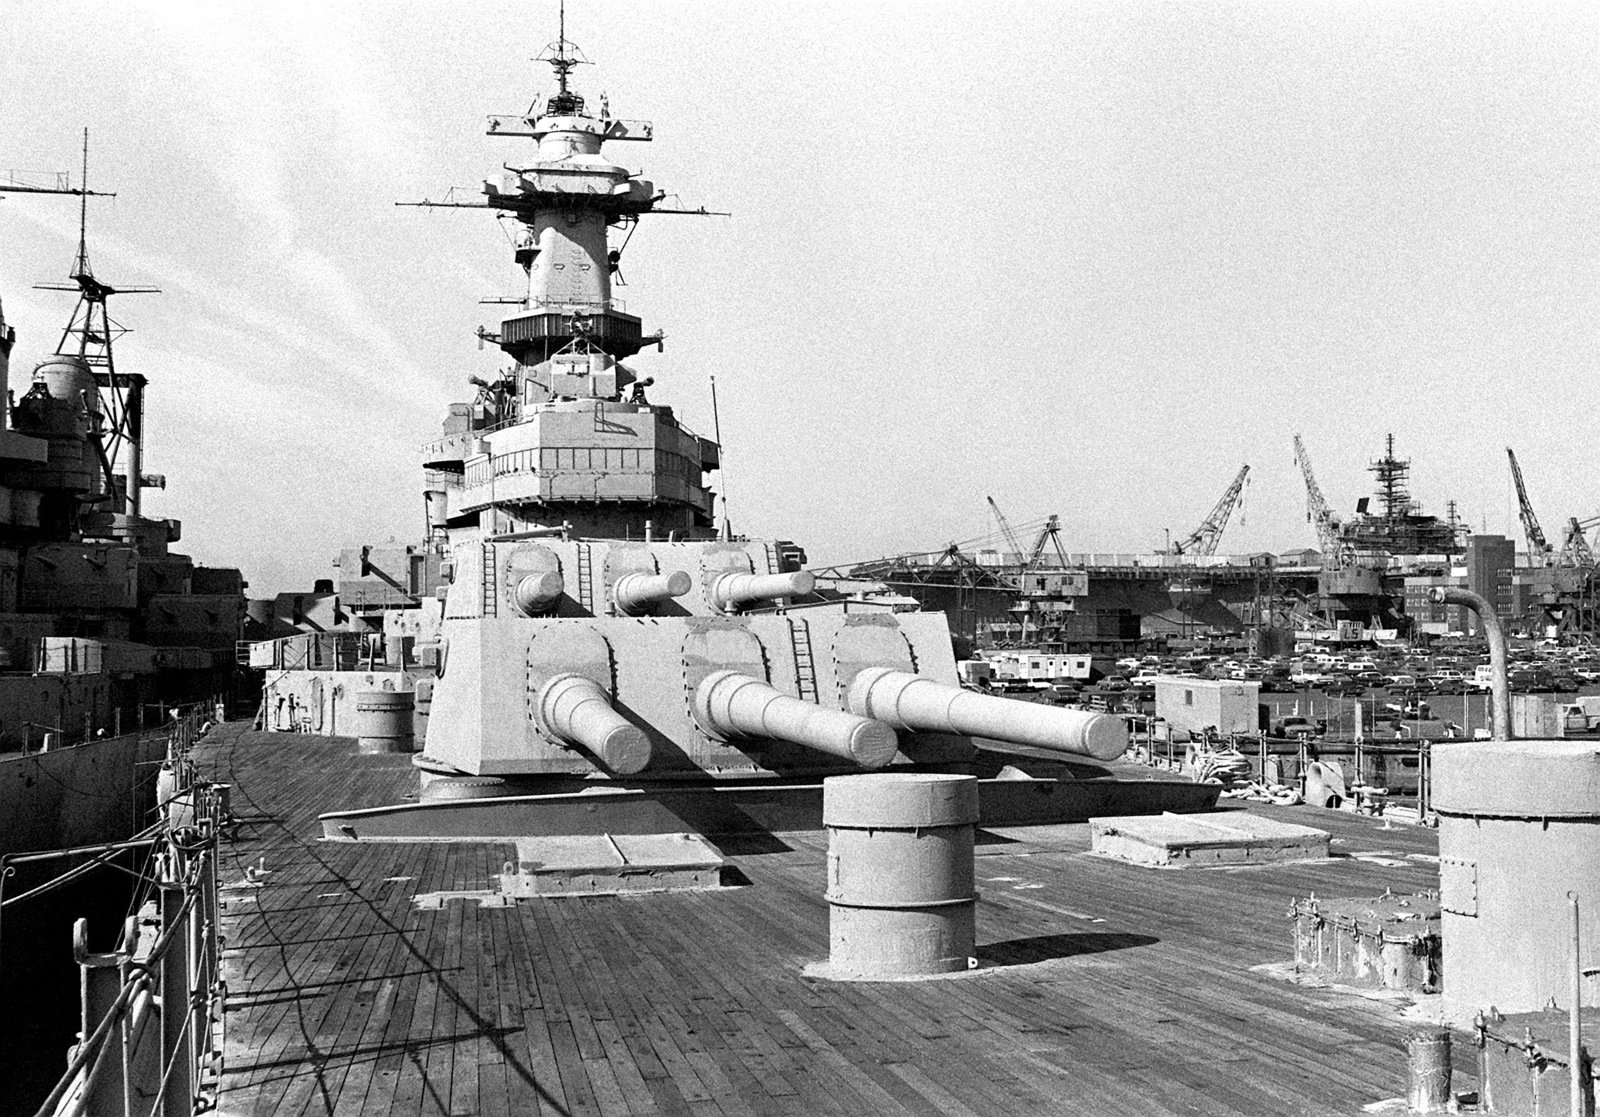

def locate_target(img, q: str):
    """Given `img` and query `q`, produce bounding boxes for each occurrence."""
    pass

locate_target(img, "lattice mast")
[31,130,159,518]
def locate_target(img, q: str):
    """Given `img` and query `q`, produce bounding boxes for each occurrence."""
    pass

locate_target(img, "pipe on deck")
[692,670,898,769]
[845,667,1128,761]
[535,673,652,774]
[1429,586,1509,740]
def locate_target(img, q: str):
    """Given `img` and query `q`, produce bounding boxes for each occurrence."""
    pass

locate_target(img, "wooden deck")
[200,725,1456,1116]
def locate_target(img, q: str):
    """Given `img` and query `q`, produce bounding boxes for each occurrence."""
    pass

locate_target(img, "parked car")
[1270,715,1326,739]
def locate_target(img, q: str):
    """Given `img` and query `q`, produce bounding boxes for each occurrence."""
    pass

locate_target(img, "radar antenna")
[538,0,591,110]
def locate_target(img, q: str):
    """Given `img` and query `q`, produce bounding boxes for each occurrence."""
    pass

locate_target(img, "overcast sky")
[1,1,1595,592]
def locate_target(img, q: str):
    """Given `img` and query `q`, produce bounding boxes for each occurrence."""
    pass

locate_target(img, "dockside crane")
[985,496,1026,563]
[1025,514,1070,569]
[1558,516,1597,569]
[1168,465,1250,557]
[1293,436,1349,568]
[1507,447,1555,566]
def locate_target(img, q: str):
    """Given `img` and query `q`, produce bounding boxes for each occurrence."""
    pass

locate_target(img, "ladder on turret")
[788,617,819,703]
[761,541,780,574]
[481,542,497,616]
[575,542,595,614]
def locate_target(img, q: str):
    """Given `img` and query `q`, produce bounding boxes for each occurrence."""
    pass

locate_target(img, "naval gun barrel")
[708,570,815,612]
[534,674,652,774]
[846,667,1128,761]
[613,570,692,616]
[511,571,565,616]
[692,670,898,769]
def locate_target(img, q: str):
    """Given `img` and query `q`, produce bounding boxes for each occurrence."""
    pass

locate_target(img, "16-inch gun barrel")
[708,570,815,612]
[692,670,898,769]
[613,570,692,616]
[512,571,566,617]
[535,673,653,774]
[845,667,1128,760]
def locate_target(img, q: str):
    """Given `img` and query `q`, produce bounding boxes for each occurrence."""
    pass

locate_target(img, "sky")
[1,1,1595,593]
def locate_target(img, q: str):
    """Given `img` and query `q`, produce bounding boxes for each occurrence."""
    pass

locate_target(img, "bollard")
[1406,1029,1451,1113]
[822,773,978,978]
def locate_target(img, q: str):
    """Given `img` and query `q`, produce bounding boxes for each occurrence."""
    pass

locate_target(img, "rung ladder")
[575,541,595,614]
[481,542,497,616]
[788,617,819,702]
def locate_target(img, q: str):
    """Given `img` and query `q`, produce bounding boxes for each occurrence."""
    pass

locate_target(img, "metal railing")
[1128,713,1438,815]
[18,710,227,1117]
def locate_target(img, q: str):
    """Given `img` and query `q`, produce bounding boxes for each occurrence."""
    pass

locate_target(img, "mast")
[32,130,159,519]
[0,150,114,435]
[411,20,724,541]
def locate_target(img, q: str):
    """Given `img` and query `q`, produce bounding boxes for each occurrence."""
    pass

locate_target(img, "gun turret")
[511,571,565,616]
[533,673,652,774]
[707,570,815,613]
[846,668,1128,761]
[613,570,691,616]
[692,670,898,769]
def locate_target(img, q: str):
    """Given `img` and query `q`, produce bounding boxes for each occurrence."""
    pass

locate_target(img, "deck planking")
[200,725,1455,1116]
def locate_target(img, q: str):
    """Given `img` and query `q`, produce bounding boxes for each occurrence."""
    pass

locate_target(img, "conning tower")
[422,31,718,543]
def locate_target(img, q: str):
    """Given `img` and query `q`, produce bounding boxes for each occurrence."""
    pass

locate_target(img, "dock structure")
[203,725,1454,1115]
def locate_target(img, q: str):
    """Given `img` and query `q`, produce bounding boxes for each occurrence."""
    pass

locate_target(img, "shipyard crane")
[1292,436,1349,568]
[986,496,1027,563]
[1558,516,1597,569]
[1167,465,1250,557]
[1507,447,1555,566]
[1026,514,1071,569]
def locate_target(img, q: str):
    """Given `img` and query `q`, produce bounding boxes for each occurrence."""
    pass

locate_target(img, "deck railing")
[22,714,227,1117]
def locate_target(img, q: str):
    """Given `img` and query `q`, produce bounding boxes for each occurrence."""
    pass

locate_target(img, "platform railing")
[32,741,226,1117]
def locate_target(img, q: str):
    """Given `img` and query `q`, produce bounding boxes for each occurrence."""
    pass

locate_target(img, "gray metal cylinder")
[1433,739,1600,1015]
[1406,1030,1451,1113]
[846,666,1128,760]
[693,670,898,769]
[823,773,979,978]
[613,569,692,616]
[708,570,815,612]
[356,690,416,754]
[511,571,565,616]
[535,673,652,774]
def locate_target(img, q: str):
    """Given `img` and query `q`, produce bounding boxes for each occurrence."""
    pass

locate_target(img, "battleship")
[0,154,247,1110]
[20,14,1600,1117]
